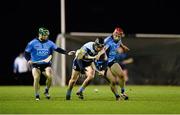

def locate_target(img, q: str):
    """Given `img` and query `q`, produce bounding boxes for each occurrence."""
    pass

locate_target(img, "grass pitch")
[0,85,180,114]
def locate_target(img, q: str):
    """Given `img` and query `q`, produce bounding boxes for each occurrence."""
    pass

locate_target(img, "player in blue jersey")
[66,37,105,100]
[104,27,130,100]
[25,27,75,101]
[115,50,134,82]
[94,52,122,100]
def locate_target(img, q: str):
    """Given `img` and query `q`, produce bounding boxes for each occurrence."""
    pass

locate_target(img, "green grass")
[0,85,180,114]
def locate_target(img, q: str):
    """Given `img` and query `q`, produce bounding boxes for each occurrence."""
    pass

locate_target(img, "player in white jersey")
[66,37,105,100]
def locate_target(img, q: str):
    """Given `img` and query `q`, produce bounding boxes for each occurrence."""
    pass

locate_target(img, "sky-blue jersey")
[104,35,122,63]
[116,53,127,62]
[25,38,58,64]
[94,59,108,71]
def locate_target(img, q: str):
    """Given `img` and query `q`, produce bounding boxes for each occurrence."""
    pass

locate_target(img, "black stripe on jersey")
[86,48,98,56]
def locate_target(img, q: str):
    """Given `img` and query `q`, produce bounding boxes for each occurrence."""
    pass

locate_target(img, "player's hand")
[98,71,105,76]
[123,47,130,52]
[68,51,76,55]
[117,47,124,53]
[28,60,33,65]
[121,44,130,52]
[96,49,106,60]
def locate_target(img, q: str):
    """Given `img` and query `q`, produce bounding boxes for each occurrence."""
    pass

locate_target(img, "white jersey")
[14,56,29,73]
[80,42,98,62]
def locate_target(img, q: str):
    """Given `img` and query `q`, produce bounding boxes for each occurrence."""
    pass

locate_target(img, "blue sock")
[115,93,120,98]
[121,88,125,94]
[66,89,72,96]
[79,87,84,93]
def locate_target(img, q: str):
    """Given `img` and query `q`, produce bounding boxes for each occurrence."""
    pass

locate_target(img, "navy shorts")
[108,60,116,67]
[72,59,92,72]
[32,63,51,71]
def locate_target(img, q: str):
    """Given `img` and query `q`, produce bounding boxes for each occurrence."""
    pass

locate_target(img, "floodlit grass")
[0,85,180,114]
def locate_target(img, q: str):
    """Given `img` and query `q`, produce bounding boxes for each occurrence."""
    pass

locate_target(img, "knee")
[120,74,126,81]
[87,75,94,80]
[47,76,52,81]
[110,82,116,86]
[46,71,53,78]
[33,75,40,81]
[69,79,76,84]
[86,71,95,80]
[110,79,116,86]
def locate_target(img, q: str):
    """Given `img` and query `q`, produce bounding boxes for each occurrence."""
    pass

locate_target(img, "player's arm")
[51,41,75,55]
[55,47,68,55]
[120,43,130,52]
[24,51,31,61]
[76,49,86,59]
[24,42,33,64]
[55,47,75,55]
[24,51,32,65]
[95,47,107,60]
[75,49,87,73]
[83,47,106,60]
[122,58,134,65]
[76,48,96,60]
[92,62,105,76]
[85,55,97,59]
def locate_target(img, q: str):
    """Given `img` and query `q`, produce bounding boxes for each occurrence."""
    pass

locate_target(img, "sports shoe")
[35,95,40,101]
[44,89,50,99]
[121,93,129,100]
[115,95,121,101]
[76,92,84,99]
[44,92,50,99]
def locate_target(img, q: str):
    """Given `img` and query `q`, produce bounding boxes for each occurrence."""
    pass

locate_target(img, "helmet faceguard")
[113,27,124,41]
[94,37,104,48]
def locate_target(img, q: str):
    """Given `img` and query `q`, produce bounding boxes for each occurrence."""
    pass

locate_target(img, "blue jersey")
[94,60,108,71]
[116,53,128,69]
[94,53,108,71]
[25,38,58,64]
[104,35,122,64]
[116,53,127,62]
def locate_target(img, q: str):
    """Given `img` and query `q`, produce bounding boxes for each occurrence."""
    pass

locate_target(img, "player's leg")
[123,69,129,82]
[76,65,95,99]
[105,68,121,100]
[66,69,80,100]
[32,68,41,100]
[110,63,128,100]
[42,67,53,99]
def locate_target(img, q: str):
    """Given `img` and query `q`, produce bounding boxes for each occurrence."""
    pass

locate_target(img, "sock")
[115,93,120,98]
[66,89,72,96]
[78,87,84,93]
[121,88,125,94]
[45,86,49,93]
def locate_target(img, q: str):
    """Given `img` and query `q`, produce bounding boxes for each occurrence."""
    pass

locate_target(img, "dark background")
[1,0,180,84]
